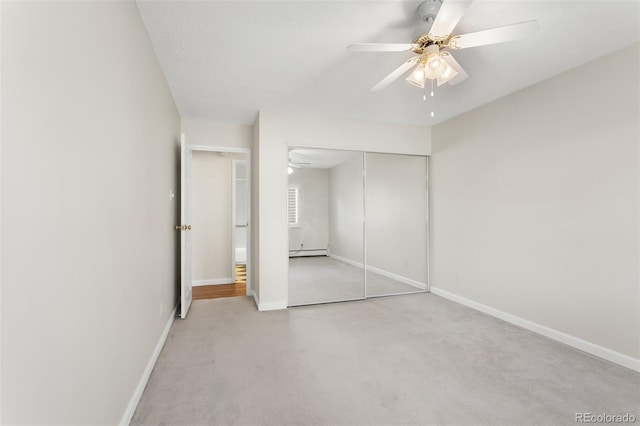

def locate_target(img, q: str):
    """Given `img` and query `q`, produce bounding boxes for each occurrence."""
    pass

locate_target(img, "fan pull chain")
[430,80,435,118]
[423,73,428,101]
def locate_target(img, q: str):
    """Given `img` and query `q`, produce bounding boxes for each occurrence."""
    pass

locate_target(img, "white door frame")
[190,145,252,296]
[231,160,237,282]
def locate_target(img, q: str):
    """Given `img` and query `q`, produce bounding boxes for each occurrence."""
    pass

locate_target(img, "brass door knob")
[175,225,192,231]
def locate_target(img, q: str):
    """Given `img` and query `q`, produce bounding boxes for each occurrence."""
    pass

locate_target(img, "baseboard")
[119,305,177,425]
[250,290,259,309]
[329,254,426,290]
[248,290,286,311]
[289,249,328,258]
[192,278,233,286]
[259,300,288,311]
[430,287,640,373]
[366,264,427,290]
[329,253,362,268]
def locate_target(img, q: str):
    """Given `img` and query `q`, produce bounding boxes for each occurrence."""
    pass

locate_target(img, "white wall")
[431,43,640,360]
[1,1,180,424]
[328,156,364,262]
[182,119,253,149]
[288,168,330,252]
[191,152,245,282]
[257,110,430,308]
[366,153,428,284]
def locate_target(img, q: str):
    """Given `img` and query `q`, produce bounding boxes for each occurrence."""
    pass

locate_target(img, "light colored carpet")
[288,256,422,306]
[131,294,639,426]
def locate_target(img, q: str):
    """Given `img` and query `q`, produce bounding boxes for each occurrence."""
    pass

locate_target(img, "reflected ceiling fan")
[288,161,310,174]
[288,154,311,174]
[348,0,538,93]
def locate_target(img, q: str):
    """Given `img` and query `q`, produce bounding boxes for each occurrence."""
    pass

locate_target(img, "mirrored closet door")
[287,148,365,306]
[365,153,428,297]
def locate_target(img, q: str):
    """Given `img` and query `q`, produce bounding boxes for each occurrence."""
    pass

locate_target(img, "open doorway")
[189,145,251,300]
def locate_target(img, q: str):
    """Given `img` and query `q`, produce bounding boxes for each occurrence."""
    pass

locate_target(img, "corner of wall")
[251,111,260,300]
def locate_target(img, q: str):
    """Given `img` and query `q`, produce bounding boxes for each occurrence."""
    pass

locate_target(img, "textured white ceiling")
[136,0,640,126]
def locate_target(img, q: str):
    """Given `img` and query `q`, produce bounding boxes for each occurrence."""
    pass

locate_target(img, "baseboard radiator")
[289,249,328,258]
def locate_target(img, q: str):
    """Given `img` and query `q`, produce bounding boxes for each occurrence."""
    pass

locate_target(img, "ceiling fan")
[289,161,310,168]
[348,0,538,93]
[288,153,311,174]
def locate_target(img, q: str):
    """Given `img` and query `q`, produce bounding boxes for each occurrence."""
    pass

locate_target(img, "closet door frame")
[286,147,430,306]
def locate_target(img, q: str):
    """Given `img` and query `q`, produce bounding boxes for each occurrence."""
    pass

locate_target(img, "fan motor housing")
[417,0,442,23]
[410,34,449,55]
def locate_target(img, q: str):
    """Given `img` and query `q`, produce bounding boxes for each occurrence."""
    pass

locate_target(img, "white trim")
[329,253,365,269]
[231,160,237,282]
[430,287,640,373]
[192,278,234,286]
[289,249,328,257]
[246,151,252,297]
[258,300,288,311]
[119,305,177,426]
[250,289,286,311]
[366,264,426,290]
[249,289,259,309]
[363,152,367,299]
[425,156,431,292]
[329,253,426,290]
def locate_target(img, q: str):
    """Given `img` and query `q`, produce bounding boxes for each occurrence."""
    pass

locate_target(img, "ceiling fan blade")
[371,56,420,92]
[440,53,468,86]
[448,20,539,50]
[429,0,474,37]
[348,43,419,52]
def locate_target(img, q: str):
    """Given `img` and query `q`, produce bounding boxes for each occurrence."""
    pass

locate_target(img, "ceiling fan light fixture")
[406,63,427,88]
[413,64,425,81]
[436,62,458,86]
[426,52,443,70]
[408,53,456,88]
[424,61,440,80]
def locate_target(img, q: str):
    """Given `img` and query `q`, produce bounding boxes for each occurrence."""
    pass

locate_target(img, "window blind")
[288,187,299,224]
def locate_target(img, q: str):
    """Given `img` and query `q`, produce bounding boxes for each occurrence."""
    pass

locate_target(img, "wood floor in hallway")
[192,264,246,300]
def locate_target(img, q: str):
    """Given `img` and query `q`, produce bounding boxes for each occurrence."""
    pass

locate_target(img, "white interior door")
[179,134,193,319]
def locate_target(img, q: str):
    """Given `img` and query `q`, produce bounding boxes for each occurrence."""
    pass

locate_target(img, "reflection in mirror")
[287,148,364,306]
[365,153,428,296]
